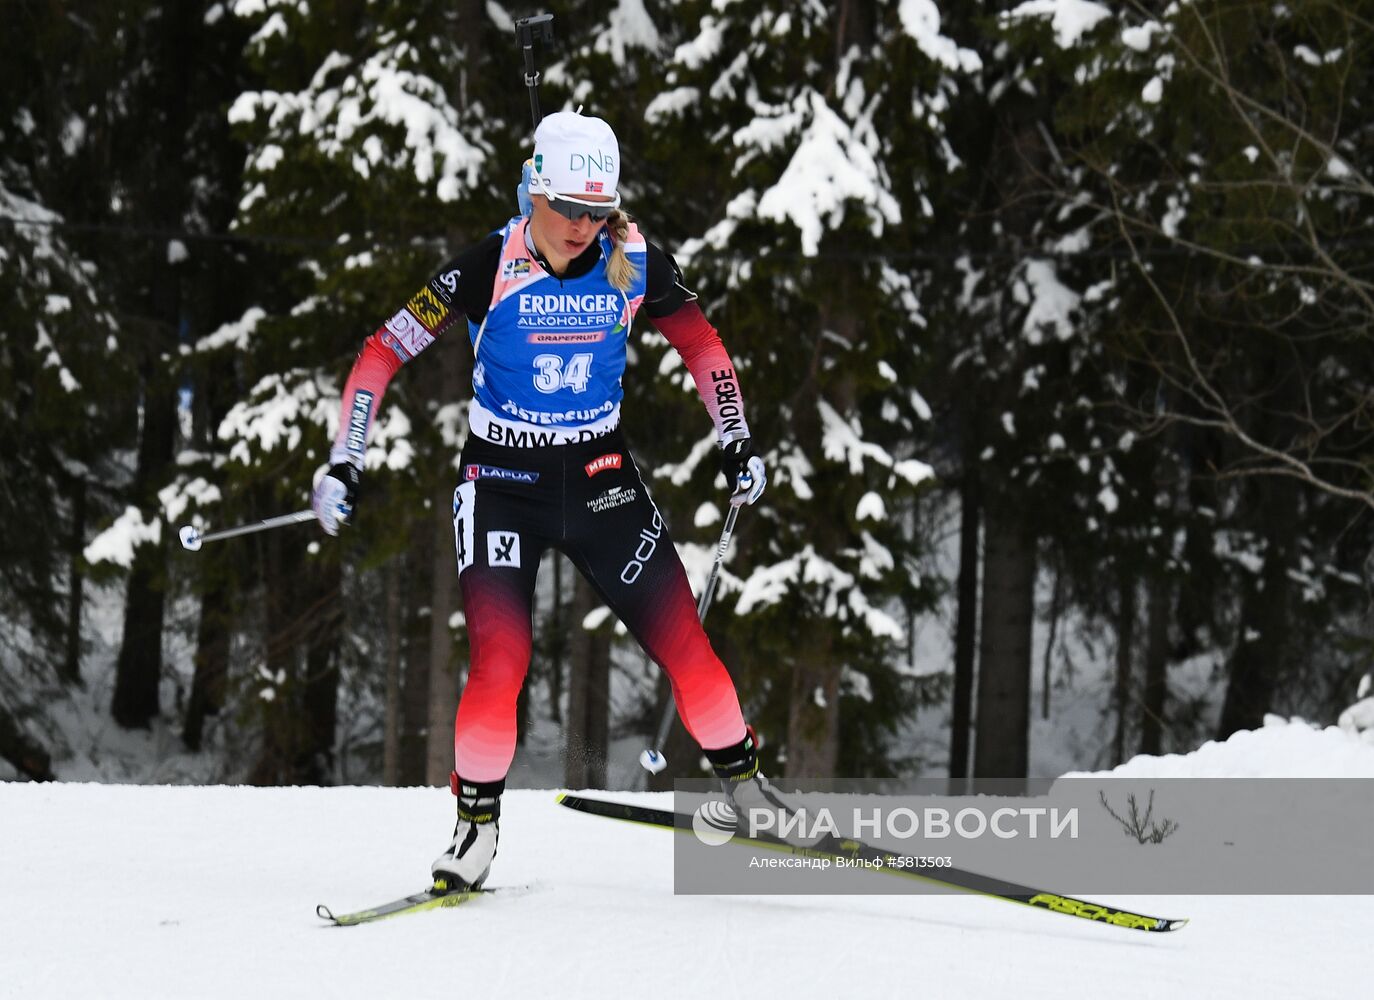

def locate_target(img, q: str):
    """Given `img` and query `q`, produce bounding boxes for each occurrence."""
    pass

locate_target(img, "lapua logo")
[585,453,623,477]
[464,464,540,484]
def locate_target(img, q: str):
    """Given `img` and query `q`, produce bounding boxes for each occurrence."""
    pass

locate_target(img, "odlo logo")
[433,268,461,302]
[619,511,662,584]
[692,800,737,847]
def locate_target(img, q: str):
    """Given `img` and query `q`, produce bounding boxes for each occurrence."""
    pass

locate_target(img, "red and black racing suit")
[332,226,752,787]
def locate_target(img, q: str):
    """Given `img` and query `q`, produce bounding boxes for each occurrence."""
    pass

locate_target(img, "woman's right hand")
[312,462,361,535]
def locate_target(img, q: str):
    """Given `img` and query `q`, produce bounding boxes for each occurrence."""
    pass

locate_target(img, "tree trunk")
[564,574,611,788]
[111,373,175,729]
[0,706,55,781]
[834,0,874,63]
[1174,423,1223,659]
[784,630,840,779]
[1139,574,1171,756]
[1112,574,1137,766]
[300,555,341,784]
[249,527,300,785]
[973,502,1035,778]
[400,528,432,785]
[112,3,197,730]
[426,489,462,786]
[183,568,229,752]
[1218,479,1299,737]
[302,643,340,783]
[423,332,469,785]
[383,561,402,785]
[247,535,339,784]
[949,471,980,779]
[184,236,239,753]
[61,477,86,687]
[1041,559,1064,720]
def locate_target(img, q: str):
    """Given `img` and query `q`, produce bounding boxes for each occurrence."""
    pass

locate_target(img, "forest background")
[4,0,1373,790]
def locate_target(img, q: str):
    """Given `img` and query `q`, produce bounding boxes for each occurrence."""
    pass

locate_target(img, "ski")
[316,878,501,926]
[557,793,1188,933]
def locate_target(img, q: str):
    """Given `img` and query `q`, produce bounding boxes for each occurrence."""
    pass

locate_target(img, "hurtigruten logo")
[587,485,636,512]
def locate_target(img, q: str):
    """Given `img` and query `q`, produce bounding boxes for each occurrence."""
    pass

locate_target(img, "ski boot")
[431,774,501,891]
[704,728,816,843]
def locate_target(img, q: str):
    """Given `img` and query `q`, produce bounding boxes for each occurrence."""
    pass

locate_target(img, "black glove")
[312,462,361,535]
[719,438,767,507]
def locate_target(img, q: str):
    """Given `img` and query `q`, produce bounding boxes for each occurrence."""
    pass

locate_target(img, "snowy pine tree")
[627,1,978,776]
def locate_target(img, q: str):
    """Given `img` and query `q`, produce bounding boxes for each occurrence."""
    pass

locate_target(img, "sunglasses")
[546,197,616,222]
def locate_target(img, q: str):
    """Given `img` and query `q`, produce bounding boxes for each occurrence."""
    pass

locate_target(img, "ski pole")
[638,499,745,774]
[178,509,315,552]
[695,503,740,623]
[514,13,555,129]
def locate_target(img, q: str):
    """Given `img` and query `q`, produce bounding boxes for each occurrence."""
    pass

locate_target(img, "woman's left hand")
[720,438,767,506]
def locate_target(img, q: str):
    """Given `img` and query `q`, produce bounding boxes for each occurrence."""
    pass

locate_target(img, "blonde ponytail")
[605,208,639,292]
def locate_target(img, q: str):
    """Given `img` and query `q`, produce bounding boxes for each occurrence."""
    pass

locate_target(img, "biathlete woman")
[313,111,775,889]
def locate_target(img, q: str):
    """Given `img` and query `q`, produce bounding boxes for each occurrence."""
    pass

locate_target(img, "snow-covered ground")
[3,717,1371,999]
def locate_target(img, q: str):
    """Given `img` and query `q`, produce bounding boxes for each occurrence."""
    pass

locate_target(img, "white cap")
[528,111,621,206]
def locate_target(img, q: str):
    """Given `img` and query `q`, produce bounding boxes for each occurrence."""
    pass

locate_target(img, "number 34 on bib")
[532,353,593,394]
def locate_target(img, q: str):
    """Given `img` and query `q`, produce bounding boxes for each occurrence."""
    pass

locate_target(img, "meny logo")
[584,453,623,477]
